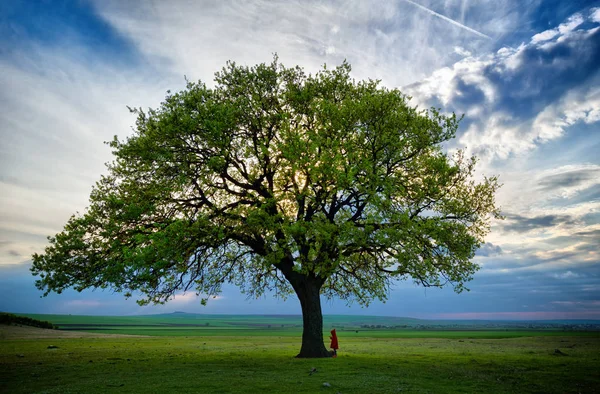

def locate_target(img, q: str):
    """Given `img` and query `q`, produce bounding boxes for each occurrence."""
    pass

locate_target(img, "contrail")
[403,0,491,40]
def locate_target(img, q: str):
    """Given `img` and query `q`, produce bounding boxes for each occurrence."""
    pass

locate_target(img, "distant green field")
[48,327,600,339]
[16,313,598,339]
[21,313,423,327]
[1,329,599,393]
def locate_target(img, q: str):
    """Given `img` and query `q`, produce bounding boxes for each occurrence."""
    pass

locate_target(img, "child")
[329,329,339,357]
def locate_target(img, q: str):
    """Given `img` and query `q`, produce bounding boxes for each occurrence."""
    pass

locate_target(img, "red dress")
[330,329,339,350]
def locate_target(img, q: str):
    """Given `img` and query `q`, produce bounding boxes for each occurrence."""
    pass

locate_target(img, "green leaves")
[32,56,500,308]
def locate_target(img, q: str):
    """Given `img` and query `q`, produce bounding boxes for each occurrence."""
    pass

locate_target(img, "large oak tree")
[32,58,500,358]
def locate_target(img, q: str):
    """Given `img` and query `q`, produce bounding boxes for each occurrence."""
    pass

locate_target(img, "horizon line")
[6,310,600,322]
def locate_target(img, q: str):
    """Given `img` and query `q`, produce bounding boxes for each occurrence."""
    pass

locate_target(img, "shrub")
[0,312,58,329]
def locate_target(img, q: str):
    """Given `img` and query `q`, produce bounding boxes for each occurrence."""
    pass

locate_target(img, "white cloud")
[551,271,581,280]
[531,13,584,43]
[533,86,600,140]
[459,114,535,160]
[531,29,559,44]
[591,7,600,23]
[558,13,585,34]
[454,46,472,57]
[90,0,514,88]
[0,47,176,264]
[483,159,600,260]
[170,292,222,304]
[536,164,600,199]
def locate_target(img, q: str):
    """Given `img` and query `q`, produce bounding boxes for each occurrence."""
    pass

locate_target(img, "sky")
[1,0,599,320]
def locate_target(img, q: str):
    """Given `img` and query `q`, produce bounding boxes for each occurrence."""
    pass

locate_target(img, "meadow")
[1,314,599,393]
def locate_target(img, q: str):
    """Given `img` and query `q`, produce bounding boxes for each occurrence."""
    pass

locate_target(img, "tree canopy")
[32,58,501,357]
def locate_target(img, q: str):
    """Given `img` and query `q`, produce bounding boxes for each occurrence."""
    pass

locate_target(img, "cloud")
[0,44,176,265]
[575,229,600,238]
[430,311,600,320]
[170,292,222,305]
[401,0,491,39]
[538,166,600,190]
[551,271,581,279]
[592,7,600,23]
[502,213,578,233]
[486,162,600,263]
[532,86,600,148]
[477,217,600,276]
[454,46,472,57]
[531,13,584,43]
[536,165,600,199]
[405,11,600,161]
[551,300,600,309]
[476,242,503,257]
[90,0,522,88]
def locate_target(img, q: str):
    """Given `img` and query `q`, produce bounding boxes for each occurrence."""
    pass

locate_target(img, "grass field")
[2,315,599,393]
[27,326,600,339]
[16,313,597,339]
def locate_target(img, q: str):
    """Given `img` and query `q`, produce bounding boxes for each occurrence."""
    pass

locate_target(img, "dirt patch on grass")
[0,324,148,340]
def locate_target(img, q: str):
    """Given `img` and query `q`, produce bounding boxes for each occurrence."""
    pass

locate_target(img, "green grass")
[2,332,599,393]
[3,313,597,392]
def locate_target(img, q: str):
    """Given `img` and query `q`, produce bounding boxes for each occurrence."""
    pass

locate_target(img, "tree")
[32,58,501,358]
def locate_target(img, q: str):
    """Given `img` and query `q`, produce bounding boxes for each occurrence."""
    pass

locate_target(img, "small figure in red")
[329,329,339,357]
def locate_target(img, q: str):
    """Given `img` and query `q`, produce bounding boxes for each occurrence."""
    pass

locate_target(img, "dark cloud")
[7,250,20,257]
[544,243,598,265]
[2,255,598,318]
[452,77,487,108]
[477,263,600,291]
[456,264,600,316]
[502,213,577,233]
[575,229,600,238]
[535,232,600,264]
[538,168,600,191]
[476,242,503,257]
[483,28,600,122]
[479,233,598,275]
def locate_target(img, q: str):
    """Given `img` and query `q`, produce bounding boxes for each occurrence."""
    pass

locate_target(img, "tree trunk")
[293,276,331,358]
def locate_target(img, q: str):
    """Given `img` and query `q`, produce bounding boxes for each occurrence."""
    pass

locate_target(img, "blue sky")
[1,0,599,319]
